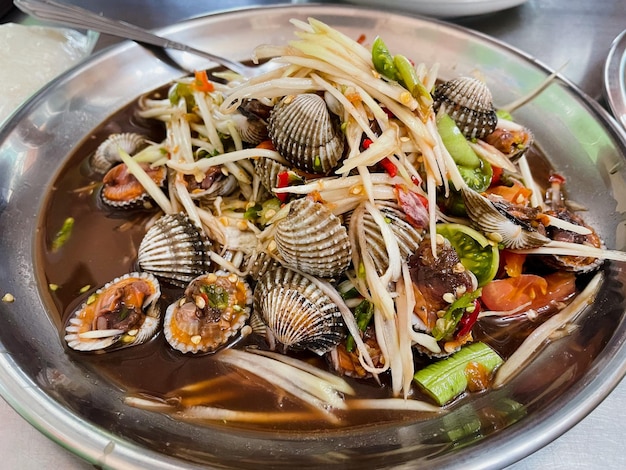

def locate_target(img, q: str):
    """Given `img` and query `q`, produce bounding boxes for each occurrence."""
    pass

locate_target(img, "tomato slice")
[486,181,532,205]
[436,223,500,287]
[481,272,577,312]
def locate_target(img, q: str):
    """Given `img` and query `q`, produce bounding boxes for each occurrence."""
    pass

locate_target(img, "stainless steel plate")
[1,5,626,469]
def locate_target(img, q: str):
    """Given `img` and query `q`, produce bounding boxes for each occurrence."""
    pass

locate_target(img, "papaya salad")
[56,17,626,426]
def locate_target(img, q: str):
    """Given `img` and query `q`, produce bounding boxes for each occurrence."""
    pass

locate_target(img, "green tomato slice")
[436,223,499,287]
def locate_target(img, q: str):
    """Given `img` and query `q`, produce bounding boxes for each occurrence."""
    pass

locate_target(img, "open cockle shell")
[163,271,252,354]
[253,266,345,356]
[64,272,161,352]
[268,93,344,174]
[461,187,550,249]
[274,197,352,278]
[186,171,239,207]
[99,162,167,211]
[137,213,213,287]
[89,132,148,176]
[433,77,498,140]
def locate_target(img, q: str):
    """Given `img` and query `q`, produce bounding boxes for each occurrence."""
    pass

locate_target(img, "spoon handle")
[14,0,254,77]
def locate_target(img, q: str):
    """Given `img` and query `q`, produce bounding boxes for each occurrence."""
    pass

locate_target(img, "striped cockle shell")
[238,98,272,145]
[433,77,498,140]
[90,132,147,176]
[64,272,161,352]
[461,187,549,249]
[137,213,213,287]
[226,112,268,145]
[348,201,424,276]
[253,266,345,355]
[268,93,344,174]
[253,157,294,194]
[243,250,281,282]
[163,271,252,354]
[274,198,352,278]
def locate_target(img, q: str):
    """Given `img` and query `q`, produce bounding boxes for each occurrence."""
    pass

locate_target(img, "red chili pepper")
[380,157,398,177]
[362,138,373,149]
[192,70,215,93]
[382,107,395,119]
[356,33,367,44]
[275,171,291,203]
[490,165,503,187]
[410,174,422,186]
[549,173,566,184]
[455,300,481,339]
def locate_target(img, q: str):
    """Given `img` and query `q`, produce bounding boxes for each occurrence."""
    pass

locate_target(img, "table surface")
[1,0,625,469]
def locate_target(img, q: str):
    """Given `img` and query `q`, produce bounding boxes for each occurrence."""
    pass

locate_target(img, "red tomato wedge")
[481,272,577,312]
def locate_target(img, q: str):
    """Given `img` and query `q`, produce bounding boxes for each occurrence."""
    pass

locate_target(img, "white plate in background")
[344,0,529,18]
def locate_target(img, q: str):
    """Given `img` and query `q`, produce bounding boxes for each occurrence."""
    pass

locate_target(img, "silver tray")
[1,4,626,469]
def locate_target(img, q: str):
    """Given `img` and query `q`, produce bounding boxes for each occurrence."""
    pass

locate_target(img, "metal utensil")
[13,0,275,78]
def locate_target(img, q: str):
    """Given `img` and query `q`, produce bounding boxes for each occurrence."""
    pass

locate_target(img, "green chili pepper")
[243,203,263,221]
[244,198,282,227]
[201,284,229,310]
[168,82,196,111]
[437,113,481,169]
[431,289,482,341]
[372,36,399,81]
[437,113,493,215]
[393,54,419,93]
[340,286,362,300]
[346,299,374,352]
[258,198,282,226]
[51,217,74,253]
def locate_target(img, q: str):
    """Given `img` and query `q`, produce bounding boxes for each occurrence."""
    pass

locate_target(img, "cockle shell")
[163,271,252,354]
[253,266,345,355]
[461,187,549,249]
[349,201,424,275]
[237,98,272,145]
[90,132,147,176]
[274,198,352,278]
[253,157,294,194]
[137,213,213,287]
[225,112,268,145]
[186,171,239,206]
[100,162,167,211]
[243,250,281,282]
[543,208,605,273]
[484,125,534,162]
[64,272,161,352]
[433,77,498,140]
[268,93,344,174]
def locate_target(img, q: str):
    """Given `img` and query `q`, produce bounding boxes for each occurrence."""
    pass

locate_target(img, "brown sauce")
[34,85,618,433]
